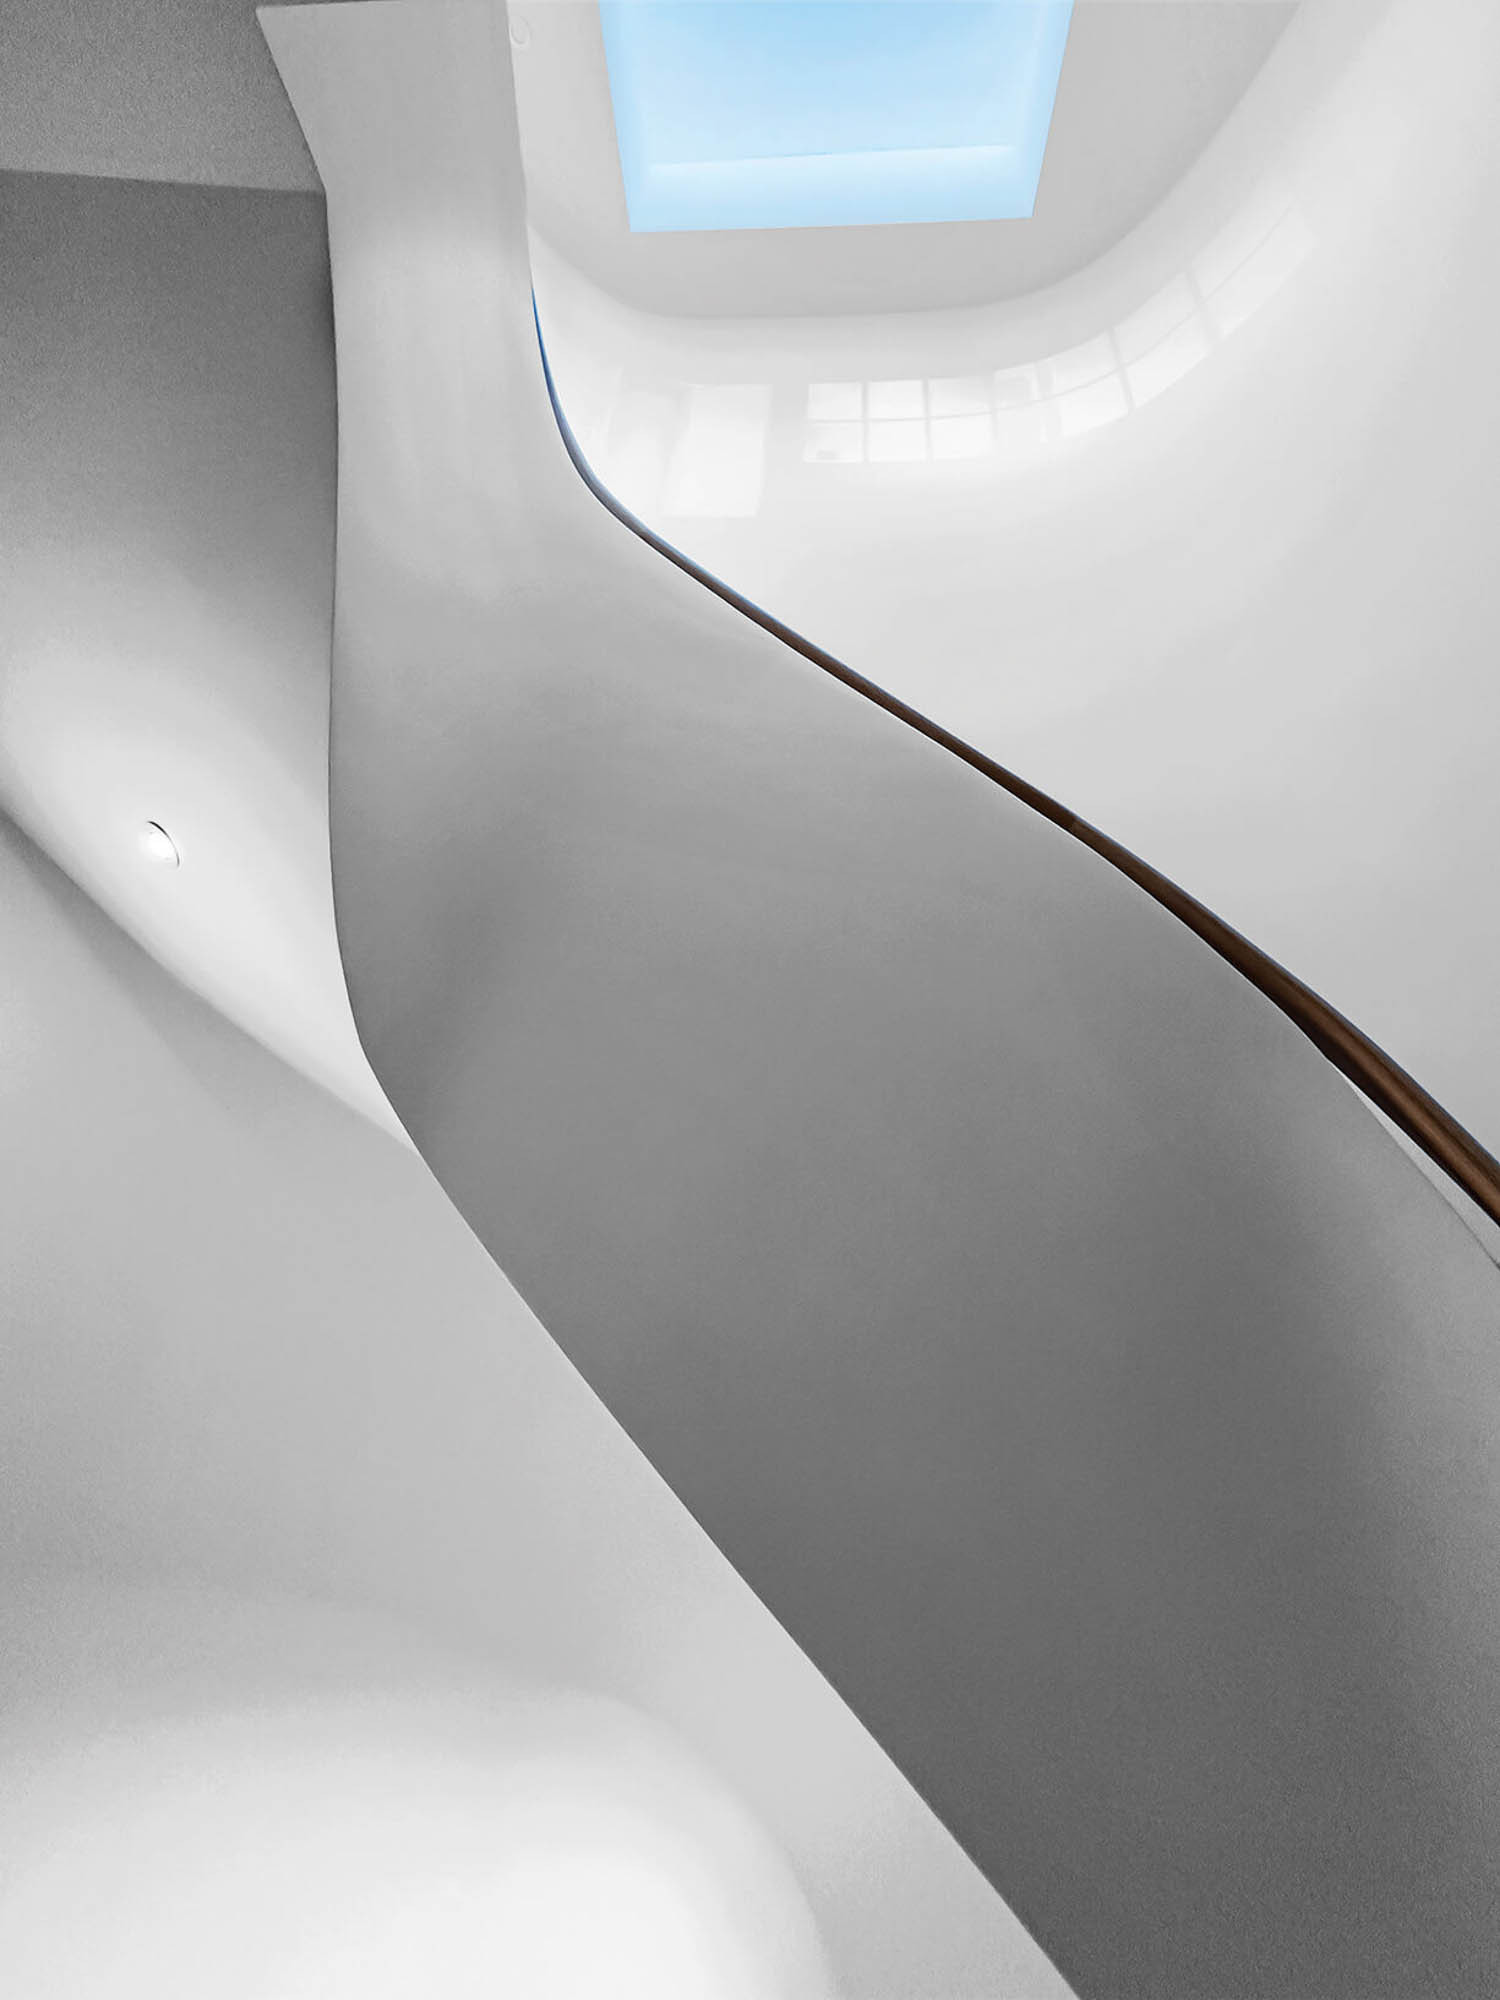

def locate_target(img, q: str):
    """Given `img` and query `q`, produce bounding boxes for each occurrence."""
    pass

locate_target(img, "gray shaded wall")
[0,129,1065,2000]
[0,0,318,189]
[267,6,1500,1996]
[0,813,1059,1999]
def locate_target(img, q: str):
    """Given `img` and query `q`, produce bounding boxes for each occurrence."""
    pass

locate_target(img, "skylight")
[599,1,1074,234]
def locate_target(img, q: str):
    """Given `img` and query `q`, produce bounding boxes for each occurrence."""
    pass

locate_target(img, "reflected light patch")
[0,1690,833,2000]
[535,172,1315,506]
[600,1,1074,232]
[783,185,1315,467]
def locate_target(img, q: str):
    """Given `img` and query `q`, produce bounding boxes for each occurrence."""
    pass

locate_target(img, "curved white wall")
[264,5,1500,1994]
[0,168,399,1138]
[533,0,1500,1157]
[0,1580,830,2000]
[0,815,1064,1999]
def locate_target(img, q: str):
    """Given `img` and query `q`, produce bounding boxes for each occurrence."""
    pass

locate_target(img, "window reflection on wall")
[556,180,1315,522]
[800,187,1315,467]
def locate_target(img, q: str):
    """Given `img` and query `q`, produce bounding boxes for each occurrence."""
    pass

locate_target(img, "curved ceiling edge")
[508,0,1304,321]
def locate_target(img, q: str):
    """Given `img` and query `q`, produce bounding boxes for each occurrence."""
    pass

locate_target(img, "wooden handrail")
[532,307,1500,1234]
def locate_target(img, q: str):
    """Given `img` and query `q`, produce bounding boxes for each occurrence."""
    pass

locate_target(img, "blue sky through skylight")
[599,2,1075,233]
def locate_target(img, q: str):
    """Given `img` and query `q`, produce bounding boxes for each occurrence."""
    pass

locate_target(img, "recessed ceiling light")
[140,821,181,868]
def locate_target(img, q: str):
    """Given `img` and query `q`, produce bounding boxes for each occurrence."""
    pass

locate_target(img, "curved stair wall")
[263,8,1500,1995]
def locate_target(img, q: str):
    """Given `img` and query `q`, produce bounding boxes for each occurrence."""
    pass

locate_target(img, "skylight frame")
[599,1,1076,235]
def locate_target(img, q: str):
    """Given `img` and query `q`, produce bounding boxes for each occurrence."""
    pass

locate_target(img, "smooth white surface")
[534,0,1500,1155]
[0,1580,831,2000]
[265,5,1500,1992]
[0,172,401,1141]
[0,817,1068,2000]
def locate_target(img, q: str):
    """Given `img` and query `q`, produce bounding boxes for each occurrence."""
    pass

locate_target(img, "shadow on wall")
[0,1577,834,2000]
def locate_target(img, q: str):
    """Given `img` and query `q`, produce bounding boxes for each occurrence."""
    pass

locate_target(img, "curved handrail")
[533,305,1500,1233]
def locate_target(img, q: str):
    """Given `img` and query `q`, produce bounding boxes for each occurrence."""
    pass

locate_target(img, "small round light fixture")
[509,12,531,48]
[140,820,181,868]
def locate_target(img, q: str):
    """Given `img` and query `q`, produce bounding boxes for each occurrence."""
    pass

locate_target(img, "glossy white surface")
[533,0,1500,1155]
[264,4,1500,1992]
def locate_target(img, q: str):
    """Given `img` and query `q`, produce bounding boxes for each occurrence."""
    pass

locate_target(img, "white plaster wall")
[261,5,1500,1992]
[533,0,1500,1155]
[0,816,1070,2000]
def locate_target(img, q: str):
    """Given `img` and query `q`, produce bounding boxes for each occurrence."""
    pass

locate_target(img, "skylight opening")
[600,1,1075,234]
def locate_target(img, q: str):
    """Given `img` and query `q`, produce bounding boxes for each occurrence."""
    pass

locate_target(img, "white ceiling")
[511,0,1300,318]
[253,10,1500,1990]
